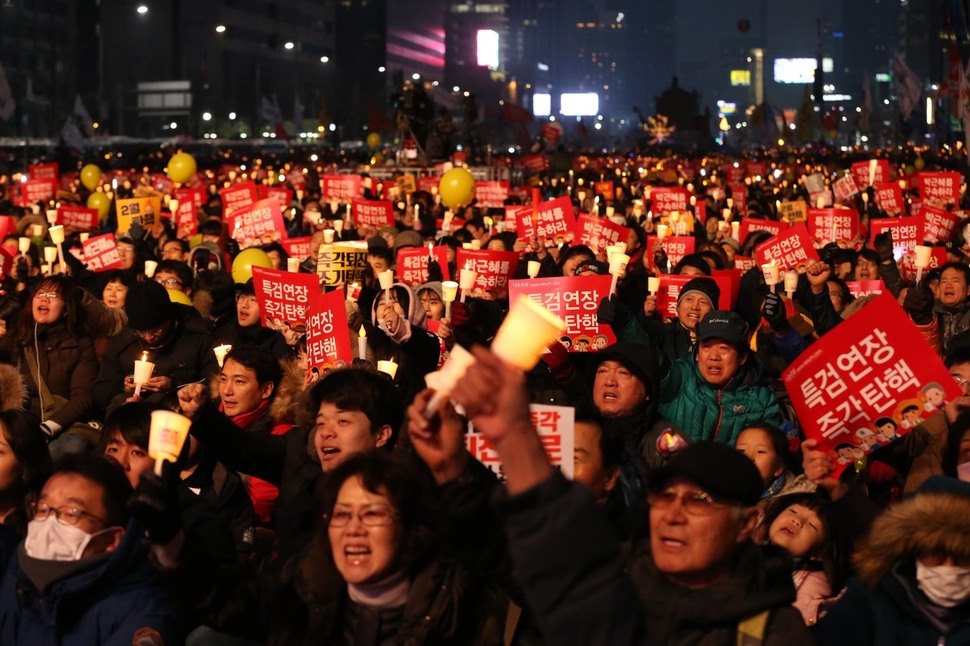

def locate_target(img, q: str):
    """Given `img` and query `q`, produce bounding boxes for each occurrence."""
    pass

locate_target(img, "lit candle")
[213,344,232,367]
[441,280,458,318]
[133,351,155,398]
[459,266,477,303]
[357,326,367,360]
[144,260,158,278]
[784,270,798,300]
[148,410,193,476]
[48,225,67,273]
[377,360,398,379]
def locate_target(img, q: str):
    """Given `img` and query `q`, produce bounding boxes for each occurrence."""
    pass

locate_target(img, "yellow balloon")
[167,152,197,184]
[80,164,102,191]
[366,132,381,149]
[87,191,111,220]
[167,288,192,305]
[914,157,926,171]
[438,167,475,209]
[231,248,273,284]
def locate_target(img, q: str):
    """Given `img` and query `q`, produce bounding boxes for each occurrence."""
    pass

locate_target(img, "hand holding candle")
[48,225,66,273]
[378,269,394,301]
[762,263,780,293]
[784,270,798,299]
[133,351,155,398]
[608,252,630,296]
[490,295,567,371]
[357,326,368,360]
[423,345,477,419]
[914,245,932,283]
[377,360,398,379]
[148,410,193,476]
[441,281,458,318]
[459,267,477,303]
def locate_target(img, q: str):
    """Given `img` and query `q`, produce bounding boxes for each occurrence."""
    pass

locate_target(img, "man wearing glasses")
[0,454,177,643]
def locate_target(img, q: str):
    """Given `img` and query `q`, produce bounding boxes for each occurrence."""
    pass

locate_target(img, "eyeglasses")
[33,291,60,301]
[31,502,108,527]
[647,487,727,516]
[235,294,257,304]
[326,505,397,528]
[953,375,970,392]
[156,277,182,288]
[117,246,136,255]
[134,322,168,339]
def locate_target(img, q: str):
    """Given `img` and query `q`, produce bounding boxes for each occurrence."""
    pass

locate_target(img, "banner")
[850,159,889,188]
[281,236,312,261]
[899,246,947,282]
[873,182,905,215]
[17,178,58,207]
[219,181,259,217]
[456,249,519,297]
[754,222,820,270]
[467,403,574,480]
[251,265,320,331]
[304,289,353,373]
[782,292,960,476]
[778,200,808,223]
[56,205,99,232]
[917,171,961,206]
[869,217,922,260]
[515,196,576,244]
[509,275,616,351]
[832,174,860,203]
[807,208,860,246]
[316,241,369,287]
[594,181,615,201]
[321,174,363,200]
[738,218,786,242]
[521,154,549,172]
[228,198,287,248]
[846,280,886,299]
[917,204,960,244]
[474,181,511,208]
[648,187,690,215]
[256,185,294,212]
[647,235,696,272]
[172,189,201,238]
[352,198,395,229]
[116,196,162,234]
[82,234,123,272]
[574,213,630,256]
[29,162,58,180]
[656,273,736,321]
[396,246,450,286]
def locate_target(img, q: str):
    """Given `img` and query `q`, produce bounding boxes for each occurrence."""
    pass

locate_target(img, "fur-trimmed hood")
[208,357,305,425]
[854,490,970,587]
[0,363,26,412]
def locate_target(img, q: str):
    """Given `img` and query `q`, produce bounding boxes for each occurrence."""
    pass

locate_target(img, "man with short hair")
[154,259,194,297]
[160,238,189,262]
[0,454,178,643]
[905,261,970,354]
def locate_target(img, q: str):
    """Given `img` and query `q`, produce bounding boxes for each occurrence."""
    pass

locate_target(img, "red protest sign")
[258,185,294,211]
[152,174,174,194]
[729,185,748,208]
[281,236,312,261]
[724,165,745,185]
[846,280,886,299]
[594,181,615,201]
[0,246,13,281]
[173,189,201,238]
[711,268,742,307]
[219,181,259,217]
[574,213,630,255]
[252,266,321,330]
[869,218,922,260]
[656,273,735,321]
[515,196,576,244]
[228,198,287,249]
[82,234,123,272]
[352,199,395,229]
[807,208,860,246]
[474,181,510,208]
[646,235,696,272]
[17,178,57,207]
[29,162,58,180]
[648,187,689,215]
[754,222,820,270]
[734,255,757,272]
[521,154,549,172]
[899,246,948,282]
[0,216,16,241]
[917,204,960,244]
[509,275,616,351]
[286,169,306,188]
[782,292,960,476]
[396,246,450,286]
[417,176,439,193]
[917,171,961,206]
[456,249,519,297]
[873,182,905,215]
[850,159,890,188]
[322,174,363,201]
[832,174,860,204]
[738,218,786,242]
[304,289,353,372]
[746,162,767,178]
[56,205,99,232]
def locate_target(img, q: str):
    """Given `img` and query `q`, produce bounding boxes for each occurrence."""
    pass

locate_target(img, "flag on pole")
[892,53,922,119]
[60,118,87,153]
[293,93,304,135]
[0,59,15,121]
[942,43,961,99]
[74,95,96,136]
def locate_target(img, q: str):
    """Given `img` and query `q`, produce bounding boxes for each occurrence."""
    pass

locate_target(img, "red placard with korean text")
[304,289,353,372]
[281,236,312,261]
[321,174,363,201]
[807,208,860,246]
[29,162,58,180]
[832,174,860,204]
[899,246,948,282]
[219,181,259,217]
[917,171,961,206]
[656,273,735,321]
[724,165,745,185]
[754,222,820,270]
[228,198,287,248]
[152,174,174,194]
[258,185,294,212]
[574,214,630,255]
[521,154,549,172]
[467,403,574,480]
[738,218,786,241]
[515,196,576,244]
[648,187,689,216]
[734,255,757,272]
[917,204,960,244]
[474,181,510,208]
[286,169,306,188]
[0,216,16,241]
[352,199,395,229]
[17,179,57,207]
[846,280,886,299]
[509,275,616,351]
[746,162,767,178]
[172,190,200,238]
[783,292,960,476]
[396,246,450,286]
[0,246,13,281]
[252,266,321,330]
[869,218,922,260]
[56,205,99,232]
[850,159,890,188]
[873,182,905,215]
[456,249,519,297]
[594,181,615,201]
[646,235,696,272]
[82,234,123,272]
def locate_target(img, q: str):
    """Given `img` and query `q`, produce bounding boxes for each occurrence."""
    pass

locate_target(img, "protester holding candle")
[213,280,293,361]
[369,281,441,393]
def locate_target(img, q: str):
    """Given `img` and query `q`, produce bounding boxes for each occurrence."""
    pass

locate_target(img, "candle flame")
[140,351,148,362]
[359,326,366,338]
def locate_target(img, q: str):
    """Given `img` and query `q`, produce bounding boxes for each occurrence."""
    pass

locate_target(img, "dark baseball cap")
[648,441,763,506]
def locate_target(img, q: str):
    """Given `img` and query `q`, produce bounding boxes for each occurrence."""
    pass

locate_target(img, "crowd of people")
[0,144,965,645]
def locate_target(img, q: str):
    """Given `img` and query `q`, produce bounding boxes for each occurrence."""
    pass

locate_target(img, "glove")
[762,292,789,328]
[597,295,631,330]
[128,469,183,545]
[541,339,573,379]
[873,231,895,263]
[903,286,934,325]
[15,257,28,282]
[450,300,471,329]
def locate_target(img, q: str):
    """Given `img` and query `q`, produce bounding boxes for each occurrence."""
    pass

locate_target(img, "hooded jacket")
[814,485,970,644]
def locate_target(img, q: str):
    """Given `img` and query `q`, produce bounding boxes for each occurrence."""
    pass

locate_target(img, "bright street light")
[284,42,295,50]
[202,112,212,121]
[215,25,226,33]
[320,56,329,63]
[228,112,236,120]
[136,5,148,14]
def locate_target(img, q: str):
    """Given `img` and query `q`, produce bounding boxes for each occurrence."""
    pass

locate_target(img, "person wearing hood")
[815,476,970,644]
[599,276,719,361]
[213,280,294,362]
[5,275,99,459]
[658,310,781,445]
[369,282,441,388]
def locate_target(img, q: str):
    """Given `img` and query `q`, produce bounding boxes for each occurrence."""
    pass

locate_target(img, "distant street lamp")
[284,42,295,50]
[136,5,148,14]
[320,56,330,63]
[215,25,226,33]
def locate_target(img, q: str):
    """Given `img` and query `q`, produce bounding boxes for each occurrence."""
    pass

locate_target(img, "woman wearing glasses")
[265,451,500,645]
[5,275,99,459]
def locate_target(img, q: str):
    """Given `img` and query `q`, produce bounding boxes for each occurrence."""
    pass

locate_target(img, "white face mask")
[915,561,970,608]
[24,516,113,562]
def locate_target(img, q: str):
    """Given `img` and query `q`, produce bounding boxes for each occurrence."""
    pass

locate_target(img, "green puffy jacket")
[657,354,781,445]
